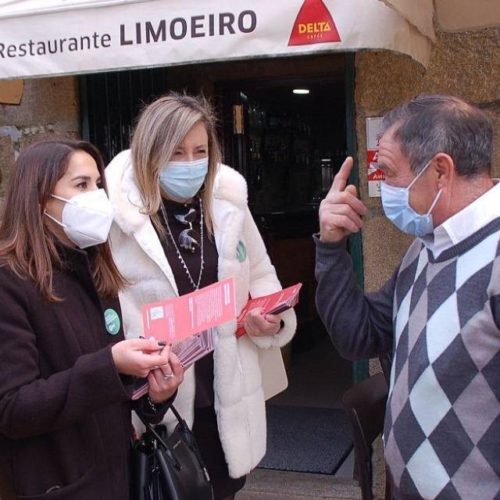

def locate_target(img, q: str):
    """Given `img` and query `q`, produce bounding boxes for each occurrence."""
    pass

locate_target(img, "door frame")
[344,53,368,383]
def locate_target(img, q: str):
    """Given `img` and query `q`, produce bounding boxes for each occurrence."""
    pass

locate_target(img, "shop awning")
[0,0,435,80]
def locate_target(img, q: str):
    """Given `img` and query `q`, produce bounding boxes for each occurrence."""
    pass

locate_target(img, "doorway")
[216,77,354,475]
[217,76,348,345]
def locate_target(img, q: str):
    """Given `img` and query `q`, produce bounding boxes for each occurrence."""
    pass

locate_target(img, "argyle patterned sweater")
[315,219,500,500]
[385,219,500,499]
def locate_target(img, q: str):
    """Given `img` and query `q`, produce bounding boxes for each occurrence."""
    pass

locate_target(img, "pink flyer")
[236,282,302,337]
[141,277,237,343]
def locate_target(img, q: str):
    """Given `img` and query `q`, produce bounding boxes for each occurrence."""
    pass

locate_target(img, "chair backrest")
[379,351,392,386]
[342,372,388,500]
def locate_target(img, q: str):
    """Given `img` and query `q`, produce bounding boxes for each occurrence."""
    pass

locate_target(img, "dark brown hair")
[0,138,125,301]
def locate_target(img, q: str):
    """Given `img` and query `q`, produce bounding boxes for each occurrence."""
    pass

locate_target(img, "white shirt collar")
[423,180,500,257]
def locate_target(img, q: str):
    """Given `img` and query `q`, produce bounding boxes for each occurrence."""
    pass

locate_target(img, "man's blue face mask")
[381,160,442,238]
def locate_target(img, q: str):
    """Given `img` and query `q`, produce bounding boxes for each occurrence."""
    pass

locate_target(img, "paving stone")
[238,469,361,500]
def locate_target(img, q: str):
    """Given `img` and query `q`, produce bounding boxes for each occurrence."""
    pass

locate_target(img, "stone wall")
[0,77,80,197]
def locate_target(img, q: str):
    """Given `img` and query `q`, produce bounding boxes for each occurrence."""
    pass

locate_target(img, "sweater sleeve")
[314,235,395,360]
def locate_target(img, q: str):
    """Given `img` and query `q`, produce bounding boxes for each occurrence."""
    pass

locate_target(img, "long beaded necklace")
[160,197,205,290]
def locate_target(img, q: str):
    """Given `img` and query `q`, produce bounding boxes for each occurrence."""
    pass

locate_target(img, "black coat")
[0,246,163,499]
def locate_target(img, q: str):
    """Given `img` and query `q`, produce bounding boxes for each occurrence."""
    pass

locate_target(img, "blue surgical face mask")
[159,157,209,201]
[381,160,442,237]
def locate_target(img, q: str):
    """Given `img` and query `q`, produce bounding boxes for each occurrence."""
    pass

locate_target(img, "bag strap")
[135,405,187,429]
[136,412,169,447]
[135,404,209,477]
[169,404,185,425]
[135,404,185,446]
[135,407,182,470]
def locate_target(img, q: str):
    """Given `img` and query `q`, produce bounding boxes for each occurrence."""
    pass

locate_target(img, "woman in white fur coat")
[105,93,296,500]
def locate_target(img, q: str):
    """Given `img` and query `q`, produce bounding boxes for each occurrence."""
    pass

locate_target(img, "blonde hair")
[131,92,221,235]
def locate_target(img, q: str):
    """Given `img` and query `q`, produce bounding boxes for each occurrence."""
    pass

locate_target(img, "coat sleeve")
[242,207,297,349]
[133,392,175,425]
[0,271,131,440]
[314,235,395,360]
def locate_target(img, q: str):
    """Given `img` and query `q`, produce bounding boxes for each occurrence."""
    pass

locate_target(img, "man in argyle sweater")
[315,94,499,499]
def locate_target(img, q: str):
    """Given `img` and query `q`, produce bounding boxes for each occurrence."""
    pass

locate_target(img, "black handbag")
[132,405,214,500]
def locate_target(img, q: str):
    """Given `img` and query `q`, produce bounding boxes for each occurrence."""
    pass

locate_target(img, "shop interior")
[216,76,354,475]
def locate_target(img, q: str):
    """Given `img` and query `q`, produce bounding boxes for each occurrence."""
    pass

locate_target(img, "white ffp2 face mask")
[44,189,114,249]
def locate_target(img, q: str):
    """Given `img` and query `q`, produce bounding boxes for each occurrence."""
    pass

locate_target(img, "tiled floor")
[238,326,359,499]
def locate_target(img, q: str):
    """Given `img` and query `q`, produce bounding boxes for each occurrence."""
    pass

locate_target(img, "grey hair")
[381,94,493,177]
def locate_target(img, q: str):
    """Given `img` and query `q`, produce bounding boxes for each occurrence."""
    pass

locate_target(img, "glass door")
[217,76,347,354]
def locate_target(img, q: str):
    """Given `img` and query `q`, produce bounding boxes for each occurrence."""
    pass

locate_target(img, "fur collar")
[105,149,248,236]
[213,161,247,208]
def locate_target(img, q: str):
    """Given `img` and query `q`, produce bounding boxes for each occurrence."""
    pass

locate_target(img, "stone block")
[0,76,79,131]
[0,135,14,198]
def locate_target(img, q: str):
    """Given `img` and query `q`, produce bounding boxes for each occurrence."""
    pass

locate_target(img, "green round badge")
[104,308,121,335]
[236,241,247,262]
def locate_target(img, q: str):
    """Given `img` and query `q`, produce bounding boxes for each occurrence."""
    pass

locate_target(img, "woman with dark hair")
[0,138,184,499]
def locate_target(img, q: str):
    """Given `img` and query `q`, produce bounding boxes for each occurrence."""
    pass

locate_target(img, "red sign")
[367,149,384,182]
[288,0,341,46]
[367,149,378,164]
[368,169,385,181]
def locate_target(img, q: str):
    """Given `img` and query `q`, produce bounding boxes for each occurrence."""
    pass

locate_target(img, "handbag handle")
[134,406,182,469]
[136,403,184,430]
[135,404,208,474]
[168,404,185,425]
[135,404,190,453]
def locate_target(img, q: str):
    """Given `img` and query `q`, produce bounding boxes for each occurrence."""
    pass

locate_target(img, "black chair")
[342,371,389,500]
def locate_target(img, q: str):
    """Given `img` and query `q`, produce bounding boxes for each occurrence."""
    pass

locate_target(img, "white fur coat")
[105,150,296,478]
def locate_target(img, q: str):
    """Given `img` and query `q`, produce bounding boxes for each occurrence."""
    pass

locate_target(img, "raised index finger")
[329,156,354,194]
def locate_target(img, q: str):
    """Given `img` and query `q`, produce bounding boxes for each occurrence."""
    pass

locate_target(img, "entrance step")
[238,469,361,500]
